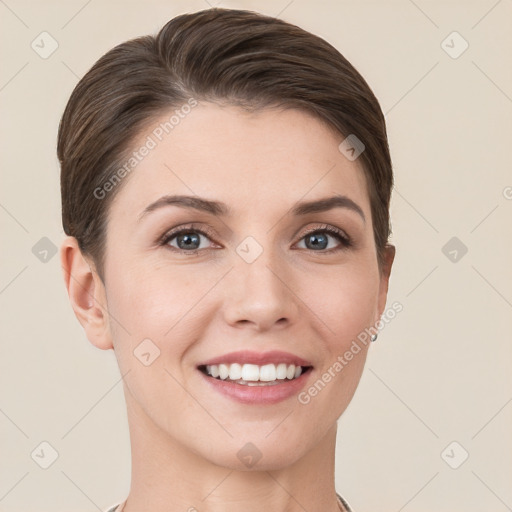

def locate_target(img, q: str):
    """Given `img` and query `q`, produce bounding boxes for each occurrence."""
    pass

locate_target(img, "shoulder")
[107,497,351,512]
[336,492,354,512]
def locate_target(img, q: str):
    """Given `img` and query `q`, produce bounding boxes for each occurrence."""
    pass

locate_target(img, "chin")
[199,433,312,472]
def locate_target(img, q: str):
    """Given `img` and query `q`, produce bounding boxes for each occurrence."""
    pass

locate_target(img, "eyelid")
[298,223,350,242]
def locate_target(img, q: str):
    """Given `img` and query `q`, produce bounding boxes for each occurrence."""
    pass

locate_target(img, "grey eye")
[167,231,211,251]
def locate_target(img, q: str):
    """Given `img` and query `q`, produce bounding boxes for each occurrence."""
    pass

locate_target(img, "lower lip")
[198,368,313,405]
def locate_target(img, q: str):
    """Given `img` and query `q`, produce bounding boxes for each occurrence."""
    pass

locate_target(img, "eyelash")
[158,223,353,255]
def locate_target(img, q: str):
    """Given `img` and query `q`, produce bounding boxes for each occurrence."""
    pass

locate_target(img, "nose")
[222,247,300,332]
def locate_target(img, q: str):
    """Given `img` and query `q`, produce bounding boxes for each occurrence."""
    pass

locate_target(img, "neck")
[121,388,342,512]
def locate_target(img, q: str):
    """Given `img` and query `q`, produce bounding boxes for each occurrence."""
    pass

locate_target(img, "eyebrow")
[138,194,365,223]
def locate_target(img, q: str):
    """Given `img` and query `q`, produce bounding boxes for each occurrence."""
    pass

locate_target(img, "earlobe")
[60,236,113,350]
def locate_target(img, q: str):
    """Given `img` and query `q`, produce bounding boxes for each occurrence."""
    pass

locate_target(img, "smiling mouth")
[198,363,313,386]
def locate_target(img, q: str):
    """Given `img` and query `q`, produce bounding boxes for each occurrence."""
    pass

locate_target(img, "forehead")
[108,102,370,221]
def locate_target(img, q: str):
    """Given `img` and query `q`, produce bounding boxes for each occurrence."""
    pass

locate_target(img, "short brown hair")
[58,8,393,281]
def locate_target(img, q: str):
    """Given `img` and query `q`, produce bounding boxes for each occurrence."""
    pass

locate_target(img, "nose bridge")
[223,239,298,329]
[239,244,282,294]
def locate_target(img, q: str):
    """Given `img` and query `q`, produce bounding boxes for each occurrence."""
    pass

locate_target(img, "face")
[95,103,393,469]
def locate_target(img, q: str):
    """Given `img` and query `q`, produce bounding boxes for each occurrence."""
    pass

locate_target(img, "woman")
[58,8,395,512]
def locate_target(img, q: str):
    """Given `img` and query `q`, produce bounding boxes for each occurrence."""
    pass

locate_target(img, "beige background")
[1,0,511,511]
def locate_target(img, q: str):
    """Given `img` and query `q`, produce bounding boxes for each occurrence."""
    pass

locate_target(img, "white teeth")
[219,364,229,380]
[241,364,260,381]
[286,364,296,380]
[207,365,219,378]
[259,363,276,382]
[229,363,242,380]
[203,363,307,382]
[276,363,288,379]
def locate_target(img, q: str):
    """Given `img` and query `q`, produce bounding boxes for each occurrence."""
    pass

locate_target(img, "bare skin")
[61,103,395,512]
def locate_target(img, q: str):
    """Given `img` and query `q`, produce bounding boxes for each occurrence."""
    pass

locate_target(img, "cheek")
[108,249,379,355]
[106,264,209,417]
[107,259,219,353]
[294,267,377,421]
[301,263,379,346]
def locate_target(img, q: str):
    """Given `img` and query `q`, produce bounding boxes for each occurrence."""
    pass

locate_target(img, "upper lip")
[197,350,313,368]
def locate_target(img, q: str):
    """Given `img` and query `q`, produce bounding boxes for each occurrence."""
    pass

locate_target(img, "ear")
[374,244,396,324]
[60,236,113,350]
